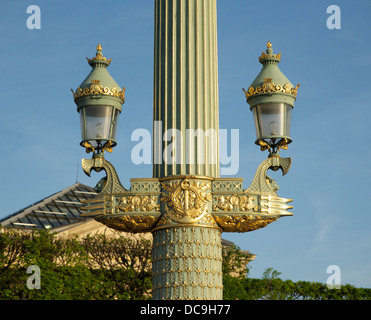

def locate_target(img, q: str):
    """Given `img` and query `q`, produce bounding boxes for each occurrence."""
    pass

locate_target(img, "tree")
[222,244,252,300]
[1,228,370,300]
[0,228,152,300]
[81,233,152,299]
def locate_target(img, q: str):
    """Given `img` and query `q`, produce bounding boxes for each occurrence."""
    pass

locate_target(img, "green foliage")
[222,244,252,300]
[1,229,370,300]
[0,229,151,300]
[222,244,252,279]
[222,276,250,300]
[225,267,371,300]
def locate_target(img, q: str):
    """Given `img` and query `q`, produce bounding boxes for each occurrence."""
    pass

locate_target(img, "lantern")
[72,44,125,153]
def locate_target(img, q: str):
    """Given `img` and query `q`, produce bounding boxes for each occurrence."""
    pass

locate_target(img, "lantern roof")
[71,44,125,111]
[243,41,300,109]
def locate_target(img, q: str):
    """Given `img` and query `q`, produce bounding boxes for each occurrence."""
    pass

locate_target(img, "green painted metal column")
[153,0,220,178]
[152,225,223,300]
[151,0,223,300]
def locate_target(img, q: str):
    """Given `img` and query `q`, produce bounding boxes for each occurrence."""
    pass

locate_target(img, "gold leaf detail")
[214,215,278,233]
[116,195,160,213]
[81,141,95,154]
[243,80,300,100]
[213,195,259,212]
[72,83,125,102]
[160,179,212,223]
[98,215,159,233]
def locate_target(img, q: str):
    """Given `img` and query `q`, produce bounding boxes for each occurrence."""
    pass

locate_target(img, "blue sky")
[1,0,371,288]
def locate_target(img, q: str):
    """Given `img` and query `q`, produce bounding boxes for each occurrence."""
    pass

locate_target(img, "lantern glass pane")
[80,108,86,142]
[253,103,292,142]
[110,108,120,141]
[79,105,114,148]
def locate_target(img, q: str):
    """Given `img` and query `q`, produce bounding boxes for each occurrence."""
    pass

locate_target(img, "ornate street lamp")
[244,41,300,156]
[72,2,299,301]
[72,44,125,155]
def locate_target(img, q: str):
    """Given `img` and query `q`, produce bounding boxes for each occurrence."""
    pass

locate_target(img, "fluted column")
[153,0,220,178]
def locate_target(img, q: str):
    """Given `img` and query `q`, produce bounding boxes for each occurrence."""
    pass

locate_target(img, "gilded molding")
[97,215,161,233]
[243,78,300,100]
[213,194,259,212]
[72,79,125,102]
[116,195,160,213]
[213,214,278,233]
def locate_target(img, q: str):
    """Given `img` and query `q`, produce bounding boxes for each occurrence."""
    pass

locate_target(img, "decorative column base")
[152,226,223,300]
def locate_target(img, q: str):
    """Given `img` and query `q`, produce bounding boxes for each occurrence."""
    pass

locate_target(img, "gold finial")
[86,44,112,66]
[267,41,272,49]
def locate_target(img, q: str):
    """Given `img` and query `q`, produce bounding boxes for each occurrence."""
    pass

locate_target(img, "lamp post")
[72,1,299,301]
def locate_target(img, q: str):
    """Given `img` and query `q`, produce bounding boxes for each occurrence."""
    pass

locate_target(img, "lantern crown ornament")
[71,44,125,154]
[243,41,300,155]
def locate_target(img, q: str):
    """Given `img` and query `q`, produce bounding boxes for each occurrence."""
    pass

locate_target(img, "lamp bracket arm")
[81,154,128,194]
[244,156,291,194]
